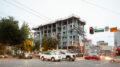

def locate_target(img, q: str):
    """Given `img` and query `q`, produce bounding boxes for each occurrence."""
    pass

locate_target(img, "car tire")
[72,56,76,61]
[85,57,89,60]
[51,57,55,62]
[96,58,99,60]
[66,56,71,61]
[58,59,61,62]
[72,59,75,61]
[41,57,45,61]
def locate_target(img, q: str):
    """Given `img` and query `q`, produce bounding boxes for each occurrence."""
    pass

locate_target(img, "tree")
[12,44,22,55]
[0,43,6,54]
[42,36,59,51]
[34,40,40,51]
[0,16,30,46]
[0,16,20,45]
[22,39,33,52]
[20,22,30,40]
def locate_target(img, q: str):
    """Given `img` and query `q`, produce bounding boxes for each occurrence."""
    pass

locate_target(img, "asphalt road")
[0,58,120,67]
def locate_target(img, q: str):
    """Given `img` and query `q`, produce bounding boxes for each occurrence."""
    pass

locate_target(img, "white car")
[40,51,61,62]
[56,50,76,61]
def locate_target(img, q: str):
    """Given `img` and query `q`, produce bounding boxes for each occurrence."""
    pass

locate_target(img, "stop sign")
[115,41,117,46]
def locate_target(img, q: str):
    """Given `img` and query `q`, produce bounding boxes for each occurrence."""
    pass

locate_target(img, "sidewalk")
[76,57,84,60]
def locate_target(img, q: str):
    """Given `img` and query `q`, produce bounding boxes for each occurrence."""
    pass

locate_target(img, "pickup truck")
[56,50,76,61]
[40,51,61,62]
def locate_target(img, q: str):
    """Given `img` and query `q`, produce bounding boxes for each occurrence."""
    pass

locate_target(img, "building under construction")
[33,16,86,49]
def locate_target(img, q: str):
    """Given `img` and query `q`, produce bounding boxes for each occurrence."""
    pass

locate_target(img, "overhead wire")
[13,0,52,21]
[81,0,120,15]
[3,0,51,22]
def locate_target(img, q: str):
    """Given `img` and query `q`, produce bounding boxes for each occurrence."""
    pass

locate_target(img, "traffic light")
[89,27,94,34]
[115,48,119,51]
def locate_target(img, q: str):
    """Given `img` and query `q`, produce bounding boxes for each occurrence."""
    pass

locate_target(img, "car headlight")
[105,57,112,60]
[25,55,28,57]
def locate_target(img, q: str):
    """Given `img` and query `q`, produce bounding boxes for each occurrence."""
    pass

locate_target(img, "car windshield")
[24,53,30,55]
[67,51,73,53]
[51,52,56,55]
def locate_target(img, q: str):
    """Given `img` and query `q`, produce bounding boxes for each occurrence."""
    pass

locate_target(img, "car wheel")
[96,58,99,60]
[72,59,75,61]
[85,57,89,60]
[66,56,71,61]
[58,60,61,62]
[51,57,55,62]
[72,56,76,61]
[41,57,45,61]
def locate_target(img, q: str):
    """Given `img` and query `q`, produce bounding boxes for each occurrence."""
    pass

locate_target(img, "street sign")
[105,26,109,31]
[94,29,104,32]
[110,27,117,32]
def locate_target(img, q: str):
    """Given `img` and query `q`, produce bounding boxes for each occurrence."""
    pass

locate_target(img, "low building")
[97,41,112,56]
[84,39,93,55]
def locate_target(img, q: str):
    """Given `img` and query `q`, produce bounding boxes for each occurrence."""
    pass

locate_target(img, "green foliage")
[0,43,12,55]
[22,39,33,52]
[0,43,6,50]
[0,50,4,55]
[34,40,40,51]
[0,16,20,45]
[0,16,30,46]
[42,36,59,51]
[20,22,30,40]
[6,49,12,55]
[0,43,6,54]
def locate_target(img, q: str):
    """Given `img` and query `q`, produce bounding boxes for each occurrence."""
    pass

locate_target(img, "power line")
[81,0,120,15]
[3,0,50,22]
[13,0,52,20]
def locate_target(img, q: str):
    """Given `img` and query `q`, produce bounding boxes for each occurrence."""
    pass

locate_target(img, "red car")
[84,55,101,60]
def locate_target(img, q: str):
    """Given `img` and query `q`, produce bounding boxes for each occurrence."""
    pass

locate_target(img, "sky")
[0,0,120,46]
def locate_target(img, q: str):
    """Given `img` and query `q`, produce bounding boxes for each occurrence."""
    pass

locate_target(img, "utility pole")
[72,27,85,56]
[39,30,42,51]
[35,30,42,51]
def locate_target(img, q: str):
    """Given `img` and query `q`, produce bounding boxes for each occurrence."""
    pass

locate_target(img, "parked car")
[0,55,8,58]
[84,55,101,60]
[19,53,32,59]
[0,55,4,58]
[56,50,76,61]
[40,51,61,62]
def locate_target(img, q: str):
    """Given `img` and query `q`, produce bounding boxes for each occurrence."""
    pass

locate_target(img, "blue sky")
[0,0,120,46]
